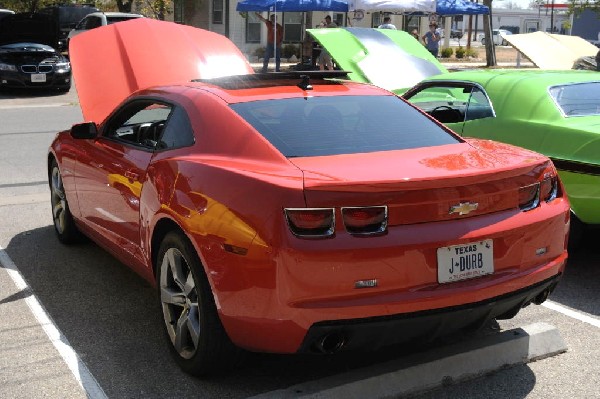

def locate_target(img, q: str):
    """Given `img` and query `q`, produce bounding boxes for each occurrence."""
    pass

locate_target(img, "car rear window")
[107,16,140,24]
[549,82,600,117]
[230,95,460,157]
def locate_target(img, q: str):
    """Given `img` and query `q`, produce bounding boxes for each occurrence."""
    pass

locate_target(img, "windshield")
[230,95,460,157]
[549,82,600,117]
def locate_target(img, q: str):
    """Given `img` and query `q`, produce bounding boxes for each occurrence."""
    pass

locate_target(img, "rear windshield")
[230,95,460,157]
[549,82,600,117]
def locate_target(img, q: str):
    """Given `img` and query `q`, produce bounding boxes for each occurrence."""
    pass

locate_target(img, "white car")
[0,9,15,21]
[67,12,143,48]
[479,29,512,46]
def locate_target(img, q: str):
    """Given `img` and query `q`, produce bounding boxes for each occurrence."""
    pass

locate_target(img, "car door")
[74,99,173,264]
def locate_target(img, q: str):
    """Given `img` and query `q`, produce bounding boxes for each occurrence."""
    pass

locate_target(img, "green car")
[309,28,600,241]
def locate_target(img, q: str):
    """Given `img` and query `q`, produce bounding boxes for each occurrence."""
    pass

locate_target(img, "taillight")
[341,206,388,236]
[519,165,560,211]
[540,176,558,202]
[518,183,540,211]
[284,208,335,238]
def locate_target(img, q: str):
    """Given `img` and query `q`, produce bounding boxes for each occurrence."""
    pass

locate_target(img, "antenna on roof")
[297,75,312,90]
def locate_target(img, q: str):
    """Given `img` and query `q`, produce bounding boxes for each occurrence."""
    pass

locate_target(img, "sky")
[494,0,537,9]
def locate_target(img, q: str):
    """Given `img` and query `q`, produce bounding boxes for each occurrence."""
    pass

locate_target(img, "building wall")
[572,9,600,43]
[170,2,570,59]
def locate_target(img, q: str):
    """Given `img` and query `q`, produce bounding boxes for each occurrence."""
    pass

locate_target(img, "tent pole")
[273,6,277,70]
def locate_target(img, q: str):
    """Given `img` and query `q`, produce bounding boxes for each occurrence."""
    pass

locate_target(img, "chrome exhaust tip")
[315,332,347,354]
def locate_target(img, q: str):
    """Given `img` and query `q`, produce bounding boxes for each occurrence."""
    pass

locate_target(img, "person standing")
[318,15,337,70]
[255,12,283,72]
[410,29,419,41]
[422,22,441,57]
[378,16,396,30]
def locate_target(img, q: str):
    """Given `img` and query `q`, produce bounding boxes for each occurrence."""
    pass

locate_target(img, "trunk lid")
[289,140,550,224]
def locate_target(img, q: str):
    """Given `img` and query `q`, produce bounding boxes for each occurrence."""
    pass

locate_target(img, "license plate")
[437,240,494,284]
[31,74,46,83]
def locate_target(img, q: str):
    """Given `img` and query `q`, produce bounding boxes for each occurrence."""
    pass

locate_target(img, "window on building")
[333,13,345,27]
[174,0,184,24]
[371,13,382,28]
[212,0,223,24]
[246,12,261,43]
[404,15,419,34]
[283,12,302,42]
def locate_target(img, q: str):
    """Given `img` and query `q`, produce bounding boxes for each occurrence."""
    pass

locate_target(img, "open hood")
[307,27,447,94]
[70,18,254,124]
[0,12,58,47]
[503,31,598,70]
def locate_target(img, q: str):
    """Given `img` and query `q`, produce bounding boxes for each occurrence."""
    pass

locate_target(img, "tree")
[568,0,600,15]
[1,0,60,12]
[135,0,173,20]
[483,0,497,66]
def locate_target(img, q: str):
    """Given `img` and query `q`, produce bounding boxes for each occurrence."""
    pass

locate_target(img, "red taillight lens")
[284,208,335,238]
[518,183,540,211]
[540,176,558,202]
[341,206,388,235]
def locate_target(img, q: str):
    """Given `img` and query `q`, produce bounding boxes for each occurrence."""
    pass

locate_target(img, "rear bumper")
[297,273,561,354]
[213,199,569,354]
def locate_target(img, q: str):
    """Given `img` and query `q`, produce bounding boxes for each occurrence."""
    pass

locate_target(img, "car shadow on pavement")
[549,231,600,317]
[3,226,539,398]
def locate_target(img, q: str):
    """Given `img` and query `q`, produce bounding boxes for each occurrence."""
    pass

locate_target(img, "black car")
[0,13,71,91]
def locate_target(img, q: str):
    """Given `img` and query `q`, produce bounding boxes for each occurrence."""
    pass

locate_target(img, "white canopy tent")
[347,0,436,12]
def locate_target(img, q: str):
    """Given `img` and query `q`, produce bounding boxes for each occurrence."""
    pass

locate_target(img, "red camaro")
[49,19,570,375]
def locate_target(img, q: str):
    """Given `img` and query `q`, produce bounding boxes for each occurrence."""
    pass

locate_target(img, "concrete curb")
[249,322,566,399]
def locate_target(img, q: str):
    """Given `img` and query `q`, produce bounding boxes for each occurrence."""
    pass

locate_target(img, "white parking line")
[0,247,107,399]
[543,300,600,329]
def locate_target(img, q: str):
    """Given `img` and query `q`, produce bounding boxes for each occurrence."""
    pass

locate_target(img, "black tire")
[156,231,243,376]
[568,212,586,252]
[49,158,82,244]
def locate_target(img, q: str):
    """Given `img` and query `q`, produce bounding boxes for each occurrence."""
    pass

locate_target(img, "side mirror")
[71,122,98,139]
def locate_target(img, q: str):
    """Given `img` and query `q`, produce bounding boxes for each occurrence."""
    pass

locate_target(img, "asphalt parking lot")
[1,81,599,398]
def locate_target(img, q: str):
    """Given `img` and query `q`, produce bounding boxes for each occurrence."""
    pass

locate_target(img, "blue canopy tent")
[435,0,489,15]
[236,0,350,69]
[236,0,349,12]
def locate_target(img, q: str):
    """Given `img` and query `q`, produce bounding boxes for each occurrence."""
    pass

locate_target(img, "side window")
[84,16,101,29]
[105,101,172,149]
[156,106,195,150]
[464,87,494,121]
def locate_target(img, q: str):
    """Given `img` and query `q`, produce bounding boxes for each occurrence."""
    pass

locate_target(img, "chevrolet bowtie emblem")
[449,202,479,215]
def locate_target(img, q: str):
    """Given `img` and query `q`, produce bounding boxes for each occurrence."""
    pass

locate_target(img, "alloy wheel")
[159,248,201,359]
[51,166,67,234]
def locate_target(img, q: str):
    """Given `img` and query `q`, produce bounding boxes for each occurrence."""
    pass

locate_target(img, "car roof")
[425,69,600,86]
[85,11,144,18]
[188,72,391,104]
